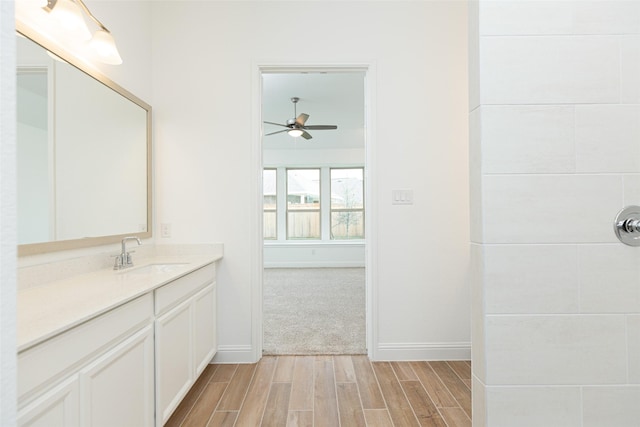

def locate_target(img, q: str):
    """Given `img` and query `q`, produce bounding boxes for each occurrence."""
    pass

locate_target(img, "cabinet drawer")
[18,293,153,405]
[155,263,215,315]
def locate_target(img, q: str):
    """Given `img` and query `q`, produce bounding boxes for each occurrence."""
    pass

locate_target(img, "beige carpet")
[263,267,366,355]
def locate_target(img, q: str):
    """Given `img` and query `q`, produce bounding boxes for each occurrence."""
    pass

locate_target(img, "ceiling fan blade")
[301,131,313,140]
[265,129,289,136]
[264,121,288,128]
[303,125,338,130]
[296,113,309,126]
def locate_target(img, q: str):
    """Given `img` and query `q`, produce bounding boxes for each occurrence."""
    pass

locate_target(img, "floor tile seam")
[209,364,239,385]
[330,356,345,427]
[397,378,453,419]
[359,358,387,411]
[257,357,280,427]
[232,362,261,423]
[288,356,315,412]
[175,365,222,427]
[350,357,376,427]
[368,361,398,424]
[444,361,471,391]
[426,363,469,417]
[388,362,424,426]
[406,362,456,427]
[406,362,453,409]
[204,377,235,427]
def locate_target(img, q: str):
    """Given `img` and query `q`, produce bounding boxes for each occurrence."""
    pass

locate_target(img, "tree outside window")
[330,168,364,239]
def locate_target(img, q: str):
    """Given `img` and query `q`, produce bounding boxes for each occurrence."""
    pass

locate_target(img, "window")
[286,169,320,239]
[264,167,365,241]
[330,168,364,239]
[263,169,277,240]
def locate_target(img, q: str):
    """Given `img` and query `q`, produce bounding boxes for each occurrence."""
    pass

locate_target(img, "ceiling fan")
[264,97,338,140]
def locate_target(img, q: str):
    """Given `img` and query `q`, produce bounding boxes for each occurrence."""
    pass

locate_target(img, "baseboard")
[374,342,472,361]
[211,345,256,364]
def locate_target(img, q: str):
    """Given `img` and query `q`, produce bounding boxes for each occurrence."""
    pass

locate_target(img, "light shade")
[50,0,92,41]
[288,128,304,138]
[89,29,123,65]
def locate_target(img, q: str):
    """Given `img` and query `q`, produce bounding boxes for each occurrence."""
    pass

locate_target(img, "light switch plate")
[392,189,413,205]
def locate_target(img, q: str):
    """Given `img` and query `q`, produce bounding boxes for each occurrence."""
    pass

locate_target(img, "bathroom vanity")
[16,247,222,427]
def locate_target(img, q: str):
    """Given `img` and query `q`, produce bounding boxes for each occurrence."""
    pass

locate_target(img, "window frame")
[262,168,277,240]
[329,167,365,240]
[285,168,322,240]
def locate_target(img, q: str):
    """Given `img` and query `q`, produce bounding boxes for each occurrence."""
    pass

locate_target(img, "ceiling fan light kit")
[264,97,338,140]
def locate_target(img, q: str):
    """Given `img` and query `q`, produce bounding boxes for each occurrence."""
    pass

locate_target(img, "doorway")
[260,70,369,355]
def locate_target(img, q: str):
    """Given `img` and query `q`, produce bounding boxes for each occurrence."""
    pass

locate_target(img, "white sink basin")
[120,263,189,275]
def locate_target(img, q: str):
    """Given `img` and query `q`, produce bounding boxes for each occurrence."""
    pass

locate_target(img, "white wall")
[470,1,640,425]
[0,1,17,424]
[152,1,470,362]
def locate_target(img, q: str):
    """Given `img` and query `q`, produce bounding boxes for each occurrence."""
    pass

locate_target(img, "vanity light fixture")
[46,0,123,65]
[287,128,304,138]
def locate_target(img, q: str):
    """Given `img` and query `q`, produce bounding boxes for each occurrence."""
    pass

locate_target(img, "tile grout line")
[257,356,279,427]
[176,364,220,427]
[232,361,260,427]
[407,362,453,427]
[445,361,471,392]
[389,362,422,426]
[429,362,471,422]
[330,356,343,427]
[209,365,239,427]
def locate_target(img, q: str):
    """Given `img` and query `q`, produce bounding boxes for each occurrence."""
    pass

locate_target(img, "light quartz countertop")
[18,252,222,353]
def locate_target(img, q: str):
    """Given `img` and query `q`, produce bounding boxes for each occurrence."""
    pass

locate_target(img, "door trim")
[251,62,378,360]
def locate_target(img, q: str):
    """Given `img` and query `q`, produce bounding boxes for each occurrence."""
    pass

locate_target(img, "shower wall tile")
[479,1,640,36]
[628,315,640,383]
[578,245,640,313]
[479,1,574,36]
[483,174,622,244]
[485,315,627,385]
[480,36,620,105]
[481,106,575,174]
[621,36,640,104]
[471,244,486,382]
[485,386,581,427]
[582,386,640,427]
[484,245,579,314]
[576,105,640,173]
[472,376,487,427]
[623,174,640,206]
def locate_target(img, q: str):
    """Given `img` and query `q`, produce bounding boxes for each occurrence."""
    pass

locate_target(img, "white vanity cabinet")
[17,293,154,427]
[154,263,217,426]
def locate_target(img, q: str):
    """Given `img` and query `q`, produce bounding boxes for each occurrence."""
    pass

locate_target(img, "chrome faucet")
[114,236,142,270]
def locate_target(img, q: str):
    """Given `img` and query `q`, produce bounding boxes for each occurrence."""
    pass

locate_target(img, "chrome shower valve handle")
[614,206,640,246]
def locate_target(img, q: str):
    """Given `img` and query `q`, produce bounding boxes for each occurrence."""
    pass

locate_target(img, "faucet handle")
[113,254,123,270]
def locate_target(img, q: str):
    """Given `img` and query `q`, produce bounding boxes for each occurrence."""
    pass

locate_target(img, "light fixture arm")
[73,0,111,33]
[47,0,111,33]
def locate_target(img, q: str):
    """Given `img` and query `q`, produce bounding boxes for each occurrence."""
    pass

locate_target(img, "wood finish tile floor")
[165,356,472,427]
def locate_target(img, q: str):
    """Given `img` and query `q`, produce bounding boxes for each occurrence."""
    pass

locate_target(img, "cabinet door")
[193,282,217,376]
[79,325,154,427]
[18,376,79,427]
[155,298,194,426]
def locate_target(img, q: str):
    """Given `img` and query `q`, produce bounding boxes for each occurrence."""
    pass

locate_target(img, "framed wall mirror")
[16,30,152,256]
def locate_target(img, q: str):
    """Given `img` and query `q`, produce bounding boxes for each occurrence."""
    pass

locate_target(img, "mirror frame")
[16,25,152,256]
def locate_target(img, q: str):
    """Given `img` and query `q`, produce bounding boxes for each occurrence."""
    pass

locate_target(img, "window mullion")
[276,167,287,241]
[320,167,331,241]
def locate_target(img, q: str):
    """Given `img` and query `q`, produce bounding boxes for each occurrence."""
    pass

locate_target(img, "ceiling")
[261,72,365,150]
